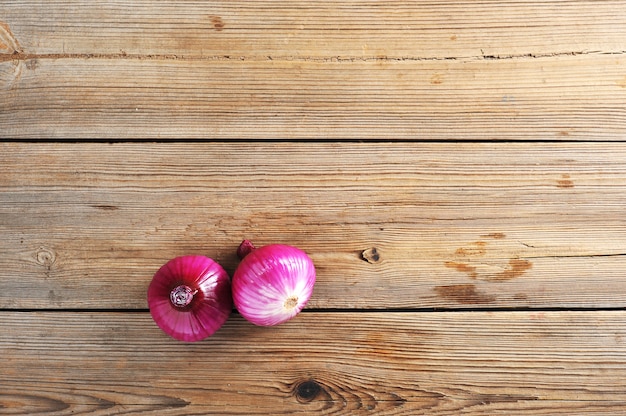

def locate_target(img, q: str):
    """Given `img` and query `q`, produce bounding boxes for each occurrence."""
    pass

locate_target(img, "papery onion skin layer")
[232,241,316,326]
[147,255,232,342]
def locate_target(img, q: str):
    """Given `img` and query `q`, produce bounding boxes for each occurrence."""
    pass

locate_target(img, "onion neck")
[237,239,256,259]
[170,285,197,308]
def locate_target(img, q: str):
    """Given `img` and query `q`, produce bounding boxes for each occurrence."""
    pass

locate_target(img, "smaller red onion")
[147,255,232,342]
[232,240,316,326]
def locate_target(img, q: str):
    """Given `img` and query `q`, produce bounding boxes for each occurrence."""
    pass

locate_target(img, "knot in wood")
[35,246,56,267]
[294,379,323,402]
[361,247,381,264]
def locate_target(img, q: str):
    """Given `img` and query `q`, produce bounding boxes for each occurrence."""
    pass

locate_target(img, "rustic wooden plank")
[1,142,626,309]
[2,1,625,58]
[1,54,625,139]
[1,1,625,139]
[2,311,625,415]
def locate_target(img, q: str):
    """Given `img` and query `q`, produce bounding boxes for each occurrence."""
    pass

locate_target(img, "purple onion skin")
[233,242,316,326]
[147,255,232,342]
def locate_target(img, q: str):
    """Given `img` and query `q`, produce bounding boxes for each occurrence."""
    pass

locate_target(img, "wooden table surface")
[2,1,626,415]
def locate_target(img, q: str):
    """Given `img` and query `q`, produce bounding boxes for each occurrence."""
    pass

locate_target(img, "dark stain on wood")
[444,261,478,279]
[557,174,574,188]
[209,15,225,31]
[480,232,506,239]
[455,241,487,256]
[361,247,381,264]
[434,284,495,304]
[489,259,532,281]
[446,257,532,282]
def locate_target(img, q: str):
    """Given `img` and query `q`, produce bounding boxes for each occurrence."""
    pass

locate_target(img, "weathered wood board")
[2,1,626,414]
[1,142,626,310]
[1,1,626,138]
[2,311,625,415]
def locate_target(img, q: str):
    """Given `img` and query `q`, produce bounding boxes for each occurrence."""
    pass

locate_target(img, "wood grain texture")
[2,3,625,413]
[3,0,626,58]
[1,1,625,138]
[2,142,626,310]
[2,311,625,415]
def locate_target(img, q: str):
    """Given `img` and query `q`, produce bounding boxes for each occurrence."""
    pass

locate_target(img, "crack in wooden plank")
[2,50,626,64]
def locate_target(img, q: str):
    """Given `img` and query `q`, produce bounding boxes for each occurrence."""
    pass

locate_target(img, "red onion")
[147,255,232,342]
[232,240,316,326]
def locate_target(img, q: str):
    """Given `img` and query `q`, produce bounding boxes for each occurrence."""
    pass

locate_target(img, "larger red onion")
[147,255,232,342]
[232,240,316,326]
